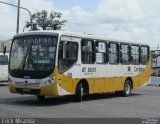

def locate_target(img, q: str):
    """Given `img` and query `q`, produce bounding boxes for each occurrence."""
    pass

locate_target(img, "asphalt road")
[0,84,160,119]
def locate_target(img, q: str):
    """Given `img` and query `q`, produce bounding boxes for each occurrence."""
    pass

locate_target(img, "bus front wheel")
[75,83,84,102]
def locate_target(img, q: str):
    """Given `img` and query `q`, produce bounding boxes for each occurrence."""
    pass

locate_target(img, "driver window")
[58,41,78,73]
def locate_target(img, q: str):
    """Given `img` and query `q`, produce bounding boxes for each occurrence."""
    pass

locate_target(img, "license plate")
[23,88,31,92]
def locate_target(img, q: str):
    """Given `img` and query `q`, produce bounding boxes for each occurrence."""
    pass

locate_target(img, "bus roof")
[13,30,149,46]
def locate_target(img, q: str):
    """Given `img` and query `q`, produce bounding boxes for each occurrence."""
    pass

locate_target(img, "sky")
[0,0,160,49]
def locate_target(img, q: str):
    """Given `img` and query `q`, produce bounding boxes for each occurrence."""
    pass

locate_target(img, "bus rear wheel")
[37,95,45,100]
[116,80,132,97]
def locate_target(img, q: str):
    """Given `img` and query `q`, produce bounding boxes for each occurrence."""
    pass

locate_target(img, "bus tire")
[123,80,132,97]
[115,80,132,97]
[75,83,84,102]
[37,95,45,100]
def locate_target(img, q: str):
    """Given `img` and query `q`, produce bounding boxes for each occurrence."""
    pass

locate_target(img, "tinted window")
[0,55,8,65]
[131,45,140,65]
[81,39,95,64]
[120,44,130,64]
[141,46,149,65]
[109,43,119,64]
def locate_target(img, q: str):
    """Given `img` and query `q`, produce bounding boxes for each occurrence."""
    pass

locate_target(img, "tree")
[25,10,67,31]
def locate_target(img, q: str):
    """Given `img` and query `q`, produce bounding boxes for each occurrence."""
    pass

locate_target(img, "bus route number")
[82,67,96,75]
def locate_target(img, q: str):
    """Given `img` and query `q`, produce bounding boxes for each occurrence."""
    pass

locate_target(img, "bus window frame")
[108,42,120,65]
[95,40,108,64]
[140,45,150,65]
[81,39,95,64]
[120,43,130,65]
[130,44,140,65]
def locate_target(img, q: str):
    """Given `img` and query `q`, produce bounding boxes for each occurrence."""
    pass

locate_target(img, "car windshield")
[0,55,8,65]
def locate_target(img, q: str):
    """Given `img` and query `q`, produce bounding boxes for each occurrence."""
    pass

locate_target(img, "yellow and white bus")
[8,31,151,101]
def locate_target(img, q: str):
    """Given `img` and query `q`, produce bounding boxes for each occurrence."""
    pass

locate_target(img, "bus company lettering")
[82,67,96,73]
[88,67,96,73]
[82,67,87,73]
[134,67,145,72]
[82,67,96,75]
[21,37,54,45]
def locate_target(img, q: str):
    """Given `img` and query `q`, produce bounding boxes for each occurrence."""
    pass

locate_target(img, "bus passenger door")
[58,36,80,95]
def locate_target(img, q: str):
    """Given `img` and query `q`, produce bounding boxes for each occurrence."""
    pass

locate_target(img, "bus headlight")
[41,77,55,86]
[8,78,15,85]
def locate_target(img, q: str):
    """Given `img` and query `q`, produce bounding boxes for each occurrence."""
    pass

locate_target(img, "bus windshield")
[9,35,57,78]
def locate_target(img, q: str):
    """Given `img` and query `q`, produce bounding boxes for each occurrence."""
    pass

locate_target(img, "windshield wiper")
[17,47,31,71]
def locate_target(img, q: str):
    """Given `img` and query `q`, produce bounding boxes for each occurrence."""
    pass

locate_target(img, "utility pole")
[16,0,20,34]
[0,0,32,33]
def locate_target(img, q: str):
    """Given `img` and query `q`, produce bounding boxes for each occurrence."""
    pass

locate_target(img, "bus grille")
[15,88,41,94]
[15,82,41,88]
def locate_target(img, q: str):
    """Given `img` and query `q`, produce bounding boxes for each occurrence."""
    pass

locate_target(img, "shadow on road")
[0,95,71,106]
[0,84,8,87]
[0,92,143,107]
[83,92,142,102]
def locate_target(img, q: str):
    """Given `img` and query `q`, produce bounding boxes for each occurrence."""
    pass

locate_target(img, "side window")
[131,45,140,65]
[109,43,119,64]
[58,41,78,73]
[0,55,8,65]
[120,44,130,64]
[81,39,95,64]
[141,46,149,65]
[96,41,108,64]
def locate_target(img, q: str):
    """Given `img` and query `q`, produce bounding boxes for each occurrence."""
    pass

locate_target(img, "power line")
[1,1,160,36]
[0,1,31,15]
[66,22,160,36]
[0,0,32,32]
[99,15,160,25]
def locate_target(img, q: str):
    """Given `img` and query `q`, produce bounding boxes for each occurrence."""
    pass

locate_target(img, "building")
[0,40,11,53]
[152,50,160,76]
[0,41,4,53]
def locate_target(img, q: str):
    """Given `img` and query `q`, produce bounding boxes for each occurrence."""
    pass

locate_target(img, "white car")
[0,53,9,82]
